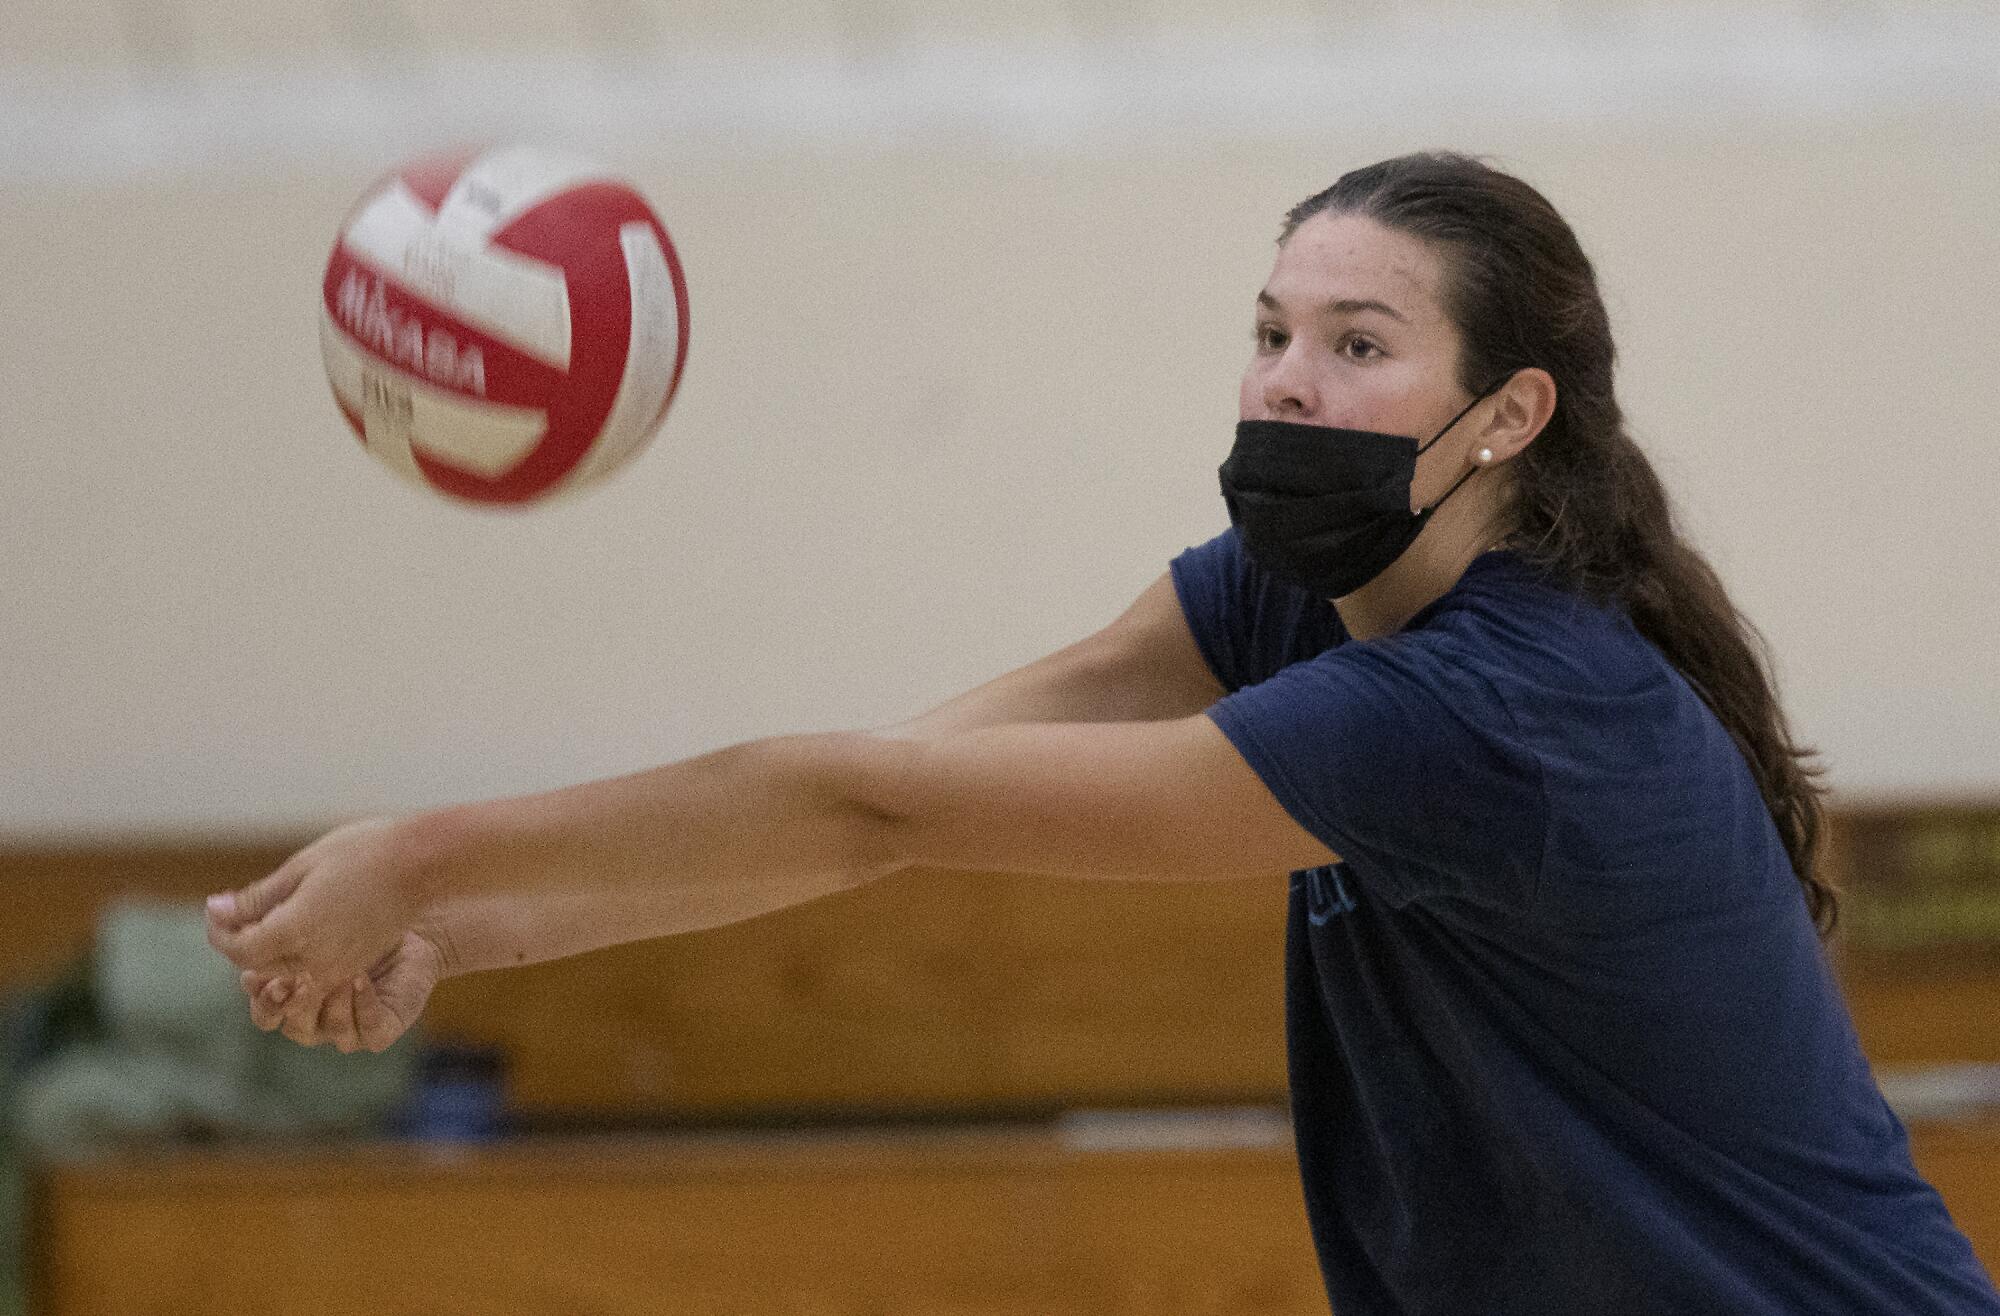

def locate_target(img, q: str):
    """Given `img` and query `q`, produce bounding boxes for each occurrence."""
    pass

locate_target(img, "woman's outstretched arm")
[209,696,1341,983]
[205,570,1257,1047]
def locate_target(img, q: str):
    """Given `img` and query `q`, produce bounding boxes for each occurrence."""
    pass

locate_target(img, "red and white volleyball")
[318,145,690,504]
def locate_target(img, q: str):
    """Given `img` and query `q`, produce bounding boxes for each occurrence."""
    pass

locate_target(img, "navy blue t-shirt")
[1170,526,2000,1316]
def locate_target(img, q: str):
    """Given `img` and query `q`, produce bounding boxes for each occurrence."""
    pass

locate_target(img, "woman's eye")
[1341,336,1381,361]
[1256,325,1288,352]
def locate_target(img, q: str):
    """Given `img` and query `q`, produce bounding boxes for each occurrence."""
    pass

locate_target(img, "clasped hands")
[205,818,448,1053]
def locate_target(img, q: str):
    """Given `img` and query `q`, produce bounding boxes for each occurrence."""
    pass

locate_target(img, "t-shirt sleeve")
[1169,528,1258,693]
[1206,633,1548,910]
[1169,526,1348,694]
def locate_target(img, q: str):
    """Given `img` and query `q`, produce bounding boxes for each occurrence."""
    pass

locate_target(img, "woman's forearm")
[423,874,866,979]
[402,733,898,977]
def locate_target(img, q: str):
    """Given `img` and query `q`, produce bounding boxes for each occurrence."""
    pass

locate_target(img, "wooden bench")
[30,1117,2000,1314]
[32,1124,1325,1316]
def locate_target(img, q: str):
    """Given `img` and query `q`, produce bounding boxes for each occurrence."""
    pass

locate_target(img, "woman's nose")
[1261,352,1316,419]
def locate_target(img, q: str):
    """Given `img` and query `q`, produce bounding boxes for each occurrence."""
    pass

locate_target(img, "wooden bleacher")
[7,801,1999,1313]
[32,1128,1323,1315]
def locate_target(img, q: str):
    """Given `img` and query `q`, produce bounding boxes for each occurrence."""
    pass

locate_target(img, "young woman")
[210,152,2000,1314]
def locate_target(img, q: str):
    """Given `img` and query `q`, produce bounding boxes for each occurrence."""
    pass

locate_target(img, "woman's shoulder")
[1411,552,1676,698]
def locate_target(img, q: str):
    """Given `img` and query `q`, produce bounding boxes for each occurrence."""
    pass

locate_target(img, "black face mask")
[1217,376,1512,598]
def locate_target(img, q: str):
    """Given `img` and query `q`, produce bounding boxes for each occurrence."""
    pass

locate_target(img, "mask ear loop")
[1412,373,1516,519]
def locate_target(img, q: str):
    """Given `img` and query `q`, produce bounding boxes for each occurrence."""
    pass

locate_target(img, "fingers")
[206,862,308,971]
[295,977,341,1049]
[351,976,402,1053]
[246,974,296,1033]
[256,974,323,1048]
[270,976,371,1053]
[207,860,304,930]
[244,973,344,1049]
[238,956,417,1053]
[322,979,366,1054]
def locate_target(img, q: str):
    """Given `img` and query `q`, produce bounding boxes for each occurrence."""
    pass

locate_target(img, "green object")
[0,898,423,1314]
[0,955,93,1316]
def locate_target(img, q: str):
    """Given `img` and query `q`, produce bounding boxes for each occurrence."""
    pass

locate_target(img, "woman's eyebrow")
[1256,290,1408,324]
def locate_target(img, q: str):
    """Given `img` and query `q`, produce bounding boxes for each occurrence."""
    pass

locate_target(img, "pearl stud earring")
[1476,447,1494,464]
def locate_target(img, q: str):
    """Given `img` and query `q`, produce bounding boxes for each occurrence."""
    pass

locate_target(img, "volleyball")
[318,145,690,504]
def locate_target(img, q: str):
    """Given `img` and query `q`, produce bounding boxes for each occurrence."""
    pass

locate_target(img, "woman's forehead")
[1265,211,1443,322]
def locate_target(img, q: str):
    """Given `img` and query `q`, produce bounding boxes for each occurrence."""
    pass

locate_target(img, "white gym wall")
[2,1,1996,835]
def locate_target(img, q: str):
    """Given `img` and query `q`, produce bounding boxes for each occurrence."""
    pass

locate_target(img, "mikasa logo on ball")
[334,268,487,396]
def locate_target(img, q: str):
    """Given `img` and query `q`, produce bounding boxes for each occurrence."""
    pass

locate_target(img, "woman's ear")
[1485,368,1558,460]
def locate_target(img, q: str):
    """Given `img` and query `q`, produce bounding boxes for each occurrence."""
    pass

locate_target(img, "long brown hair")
[1285,152,1836,934]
